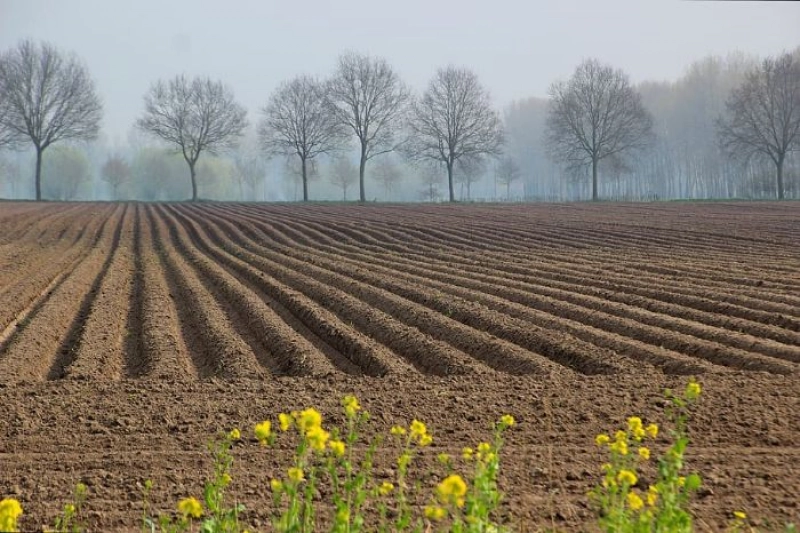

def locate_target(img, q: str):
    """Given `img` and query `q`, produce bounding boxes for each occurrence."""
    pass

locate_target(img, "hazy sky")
[1,0,798,141]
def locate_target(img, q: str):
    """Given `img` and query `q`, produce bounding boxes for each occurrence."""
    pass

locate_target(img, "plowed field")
[0,202,798,531]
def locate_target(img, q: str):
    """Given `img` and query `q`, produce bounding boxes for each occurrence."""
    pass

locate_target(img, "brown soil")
[0,201,798,531]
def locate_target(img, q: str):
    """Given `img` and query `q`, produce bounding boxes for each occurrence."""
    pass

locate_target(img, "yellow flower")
[595,434,610,446]
[342,395,361,418]
[627,491,644,511]
[617,470,638,486]
[177,497,203,519]
[424,505,447,521]
[254,421,272,445]
[627,417,643,432]
[499,414,515,427]
[685,380,701,400]
[64,504,76,515]
[734,511,747,520]
[329,439,346,457]
[279,413,292,432]
[610,440,628,456]
[378,482,394,496]
[462,447,474,460]
[270,479,283,493]
[418,433,433,447]
[288,467,305,483]
[645,423,659,439]
[336,508,350,523]
[477,442,492,455]
[228,428,241,440]
[0,498,23,532]
[638,447,651,460]
[306,425,330,452]
[410,420,427,439]
[437,474,468,507]
[615,429,627,442]
[677,476,686,487]
[221,473,232,486]
[390,426,406,436]
[437,453,451,464]
[296,408,322,434]
[601,463,613,472]
[647,486,659,507]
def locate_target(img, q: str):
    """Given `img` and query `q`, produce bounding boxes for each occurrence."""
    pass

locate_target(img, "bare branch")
[545,59,653,200]
[405,66,504,201]
[136,75,248,200]
[717,52,800,199]
[0,39,102,199]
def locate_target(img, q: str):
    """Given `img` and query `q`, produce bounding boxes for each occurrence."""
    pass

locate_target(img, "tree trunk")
[591,157,598,201]
[359,143,367,202]
[301,157,308,202]
[35,147,43,201]
[447,161,455,202]
[189,161,198,201]
[776,156,785,200]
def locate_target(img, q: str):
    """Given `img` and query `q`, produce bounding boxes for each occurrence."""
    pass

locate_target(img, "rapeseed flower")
[0,498,22,532]
[647,486,659,507]
[410,420,427,439]
[254,421,272,445]
[595,434,610,446]
[610,439,628,456]
[462,447,474,460]
[627,491,644,511]
[419,433,433,447]
[378,482,394,496]
[177,497,203,519]
[425,505,447,521]
[279,413,292,432]
[638,447,650,460]
[437,474,468,508]
[734,511,747,520]
[645,423,658,439]
[329,440,346,457]
[228,428,241,441]
[499,414,515,427]
[306,425,330,452]
[390,426,406,436]
[296,408,322,434]
[342,395,361,418]
[270,479,283,493]
[288,467,305,483]
[686,380,701,400]
[617,470,637,486]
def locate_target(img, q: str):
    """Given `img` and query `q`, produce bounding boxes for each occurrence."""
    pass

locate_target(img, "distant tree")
[546,59,653,201]
[42,146,90,200]
[136,75,247,201]
[717,52,800,199]
[0,40,102,200]
[0,156,21,197]
[328,157,358,201]
[259,75,345,202]
[418,164,444,202]
[327,52,410,202]
[495,155,521,199]
[454,155,486,200]
[373,156,403,200]
[101,154,130,200]
[406,66,504,202]
[231,150,266,201]
[284,157,319,201]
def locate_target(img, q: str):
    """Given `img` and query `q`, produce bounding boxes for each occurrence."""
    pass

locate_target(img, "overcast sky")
[1,0,798,141]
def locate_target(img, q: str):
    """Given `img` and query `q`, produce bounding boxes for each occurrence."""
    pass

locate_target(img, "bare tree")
[717,52,800,199]
[259,75,345,202]
[231,151,266,201]
[284,157,319,201]
[327,52,410,202]
[101,154,130,200]
[545,59,653,201]
[373,156,403,200]
[495,155,521,199]
[454,155,486,200]
[136,75,247,201]
[406,66,504,202]
[329,157,358,201]
[418,163,444,202]
[0,40,102,200]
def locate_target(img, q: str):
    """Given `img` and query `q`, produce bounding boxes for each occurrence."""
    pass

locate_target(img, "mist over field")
[0,0,799,202]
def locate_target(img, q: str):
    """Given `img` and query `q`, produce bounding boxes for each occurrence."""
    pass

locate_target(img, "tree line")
[1,39,798,202]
